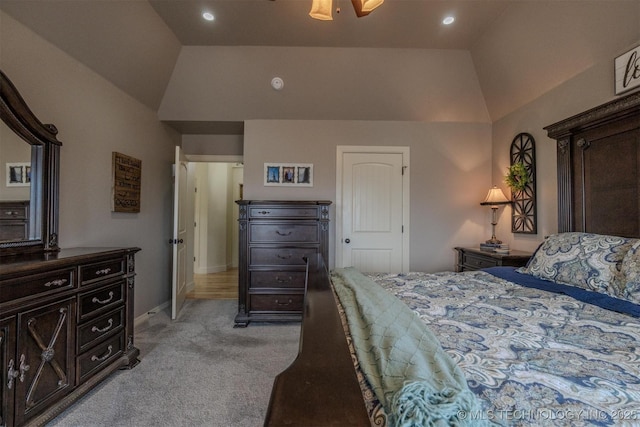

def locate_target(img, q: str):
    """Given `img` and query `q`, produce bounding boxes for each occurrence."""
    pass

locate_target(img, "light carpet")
[49,299,300,427]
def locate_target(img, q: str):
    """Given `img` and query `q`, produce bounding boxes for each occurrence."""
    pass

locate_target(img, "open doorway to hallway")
[185,161,243,300]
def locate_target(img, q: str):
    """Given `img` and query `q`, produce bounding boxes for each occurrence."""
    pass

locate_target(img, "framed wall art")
[112,152,142,213]
[6,162,31,187]
[508,132,537,234]
[264,163,313,187]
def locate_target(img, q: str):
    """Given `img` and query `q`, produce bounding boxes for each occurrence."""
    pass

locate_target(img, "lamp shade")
[480,186,511,206]
[310,0,334,20]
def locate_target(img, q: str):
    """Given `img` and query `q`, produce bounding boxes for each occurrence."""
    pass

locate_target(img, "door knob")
[345,238,351,244]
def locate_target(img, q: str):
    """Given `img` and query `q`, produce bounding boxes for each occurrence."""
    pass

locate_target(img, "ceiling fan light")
[360,0,384,13]
[310,0,334,20]
[352,0,384,17]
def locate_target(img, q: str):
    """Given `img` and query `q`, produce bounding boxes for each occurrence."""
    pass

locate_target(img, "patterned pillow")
[518,232,637,297]
[620,240,640,305]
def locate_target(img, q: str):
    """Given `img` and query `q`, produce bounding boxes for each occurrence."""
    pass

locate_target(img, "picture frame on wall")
[6,162,31,187]
[264,163,313,187]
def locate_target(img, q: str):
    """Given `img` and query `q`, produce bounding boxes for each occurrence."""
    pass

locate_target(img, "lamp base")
[485,238,503,245]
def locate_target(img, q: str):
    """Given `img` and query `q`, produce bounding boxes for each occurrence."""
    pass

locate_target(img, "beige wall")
[159,46,490,123]
[243,120,493,272]
[491,42,640,252]
[0,120,31,201]
[1,11,179,317]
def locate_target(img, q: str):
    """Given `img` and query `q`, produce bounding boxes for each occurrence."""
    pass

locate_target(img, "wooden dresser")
[235,200,330,327]
[0,247,140,426]
[0,201,29,241]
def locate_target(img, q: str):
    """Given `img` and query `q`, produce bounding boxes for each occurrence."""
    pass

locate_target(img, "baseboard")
[134,300,170,329]
[194,264,229,274]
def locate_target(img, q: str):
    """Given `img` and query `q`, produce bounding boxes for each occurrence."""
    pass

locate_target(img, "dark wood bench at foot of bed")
[264,254,369,426]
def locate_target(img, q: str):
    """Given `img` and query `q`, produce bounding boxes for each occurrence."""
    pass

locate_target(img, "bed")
[265,91,640,427]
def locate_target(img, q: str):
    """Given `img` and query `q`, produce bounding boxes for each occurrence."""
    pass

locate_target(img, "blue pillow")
[517,232,637,297]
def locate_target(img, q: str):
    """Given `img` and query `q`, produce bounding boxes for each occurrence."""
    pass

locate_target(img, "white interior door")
[337,147,409,272]
[171,146,188,319]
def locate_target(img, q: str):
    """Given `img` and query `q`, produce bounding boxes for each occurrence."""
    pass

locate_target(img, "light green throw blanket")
[331,268,486,427]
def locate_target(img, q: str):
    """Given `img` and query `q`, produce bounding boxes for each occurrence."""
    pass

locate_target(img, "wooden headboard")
[545,91,640,238]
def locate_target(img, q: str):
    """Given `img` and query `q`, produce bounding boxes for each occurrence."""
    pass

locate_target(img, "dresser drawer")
[0,203,28,220]
[462,253,498,270]
[80,258,125,285]
[77,307,125,353]
[250,271,306,289]
[78,281,125,321]
[0,268,75,304]
[0,221,28,241]
[250,247,317,266]
[249,223,319,243]
[249,207,319,219]
[77,332,124,382]
[250,293,304,312]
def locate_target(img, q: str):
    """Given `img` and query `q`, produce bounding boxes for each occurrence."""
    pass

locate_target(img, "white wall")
[193,162,241,274]
[1,11,178,317]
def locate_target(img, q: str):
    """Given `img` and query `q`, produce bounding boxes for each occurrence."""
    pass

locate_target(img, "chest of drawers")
[0,201,29,241]
[235,200,331,327]
[0,247,139,426]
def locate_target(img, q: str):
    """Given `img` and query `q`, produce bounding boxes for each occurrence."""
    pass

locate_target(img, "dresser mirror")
[0,69,60,257]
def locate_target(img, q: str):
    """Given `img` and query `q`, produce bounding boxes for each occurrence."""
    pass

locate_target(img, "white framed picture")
[264,163,313,187]
[6,162,31,187]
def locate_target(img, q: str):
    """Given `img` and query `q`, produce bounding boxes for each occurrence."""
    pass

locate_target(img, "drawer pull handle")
[275,276,292,283]
[6,355,30,389]
[92,318,114,333]
[19,354,30,383]
[275,230,292,236]
[44,279,68,287]
[276,254,292,259]
[92,291,114,305]
[257,210,271,215]
[96,268,112,275]
[274,299,293,306]
[7,359,19,389]
[91,345,113,362]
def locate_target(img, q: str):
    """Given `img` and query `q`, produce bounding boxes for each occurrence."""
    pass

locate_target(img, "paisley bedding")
[336,268,640,427]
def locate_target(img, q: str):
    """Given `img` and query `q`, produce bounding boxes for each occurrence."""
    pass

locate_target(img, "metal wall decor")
[509,132,537,234]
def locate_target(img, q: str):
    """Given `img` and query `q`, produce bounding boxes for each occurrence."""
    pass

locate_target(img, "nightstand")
[454,247,532,272]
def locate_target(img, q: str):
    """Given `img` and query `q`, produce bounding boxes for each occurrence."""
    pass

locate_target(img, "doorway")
[185,161,243,300]
[335,146,410,272]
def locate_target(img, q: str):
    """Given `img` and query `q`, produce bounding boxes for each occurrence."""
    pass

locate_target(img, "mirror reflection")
[0,117,35,242]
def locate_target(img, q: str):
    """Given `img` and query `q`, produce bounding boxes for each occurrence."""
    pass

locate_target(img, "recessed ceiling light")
[443,16,455,25]
[202,12,214,21]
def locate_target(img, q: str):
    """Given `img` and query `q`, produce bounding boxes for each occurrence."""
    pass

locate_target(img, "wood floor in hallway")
[187,268,238,300]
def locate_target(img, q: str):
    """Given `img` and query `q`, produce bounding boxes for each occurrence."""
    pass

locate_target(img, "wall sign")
[112,152,141,213]
[615,45,640,95]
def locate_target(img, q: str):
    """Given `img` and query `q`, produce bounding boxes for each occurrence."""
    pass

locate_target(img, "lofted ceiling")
[1,1,638,134]
[0,1,510,113]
